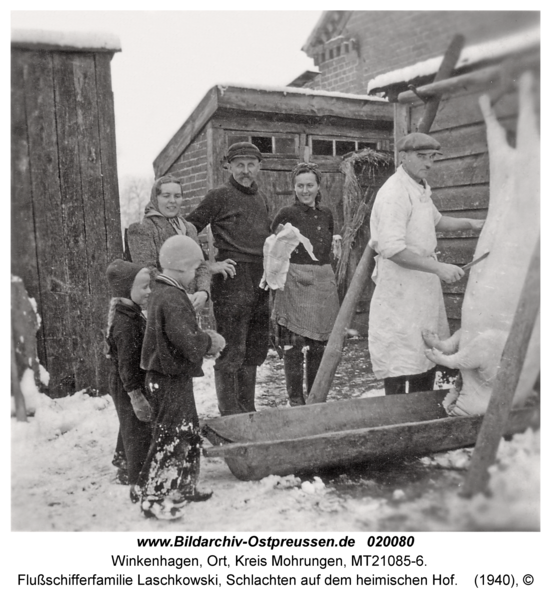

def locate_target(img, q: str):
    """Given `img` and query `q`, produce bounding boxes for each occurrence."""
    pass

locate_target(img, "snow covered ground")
[11,351,540,533]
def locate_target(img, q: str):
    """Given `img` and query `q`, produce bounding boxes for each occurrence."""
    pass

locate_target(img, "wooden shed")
[153,84,394,235]
[11,30,123,397]
[367,27,540,333]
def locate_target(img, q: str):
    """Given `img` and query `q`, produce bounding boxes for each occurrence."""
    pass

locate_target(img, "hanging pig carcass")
[424,71,540,416]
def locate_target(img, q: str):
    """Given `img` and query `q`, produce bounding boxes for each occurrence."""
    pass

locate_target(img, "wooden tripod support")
[461,239,540,497]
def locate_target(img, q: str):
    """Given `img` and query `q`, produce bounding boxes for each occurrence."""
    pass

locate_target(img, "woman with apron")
[271,163,340,406]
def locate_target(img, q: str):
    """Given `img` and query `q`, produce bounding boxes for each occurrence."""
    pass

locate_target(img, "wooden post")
[11,336,27,422]
[417,34,465,133]
[460,240,540,498]
[307,244,376,404]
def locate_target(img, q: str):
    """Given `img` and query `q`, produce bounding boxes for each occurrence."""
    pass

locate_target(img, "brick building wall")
[166,128,209,213]
[307,11,539,94]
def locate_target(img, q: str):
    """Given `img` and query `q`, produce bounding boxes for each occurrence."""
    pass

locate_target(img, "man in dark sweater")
[187,142,271,416]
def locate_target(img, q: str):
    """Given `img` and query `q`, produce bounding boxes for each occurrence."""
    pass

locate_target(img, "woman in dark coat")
[106,259,153,501]
[127,174,211,313]
[271,163,340,406]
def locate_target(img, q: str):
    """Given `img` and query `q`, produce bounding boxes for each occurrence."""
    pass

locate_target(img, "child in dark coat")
[137,236,225,520]
[106,259,153,502]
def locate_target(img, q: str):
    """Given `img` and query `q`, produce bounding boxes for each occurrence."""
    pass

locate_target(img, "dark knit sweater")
[186,176,271,263]
[141,278,212,377]
[271,201,335,265]
[107,301,147,393]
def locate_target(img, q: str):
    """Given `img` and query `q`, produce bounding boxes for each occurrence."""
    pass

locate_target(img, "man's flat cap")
[397,132,443,154]
[225,142,263,162]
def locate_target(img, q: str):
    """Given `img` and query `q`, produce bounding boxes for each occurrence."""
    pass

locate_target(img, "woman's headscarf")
[143,174,187,235]
[292,162,323,207]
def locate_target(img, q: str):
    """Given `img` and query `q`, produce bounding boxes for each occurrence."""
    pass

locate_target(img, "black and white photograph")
[10,6,541,544]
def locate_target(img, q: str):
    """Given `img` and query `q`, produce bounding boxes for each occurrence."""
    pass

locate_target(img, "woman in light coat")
[127,175,211,313]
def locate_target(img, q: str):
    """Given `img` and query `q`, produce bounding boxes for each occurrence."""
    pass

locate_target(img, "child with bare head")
[105,259,153,502]
[137,236,225,520]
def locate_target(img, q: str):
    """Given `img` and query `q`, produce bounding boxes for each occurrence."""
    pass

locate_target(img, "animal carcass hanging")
[424,71,540,416]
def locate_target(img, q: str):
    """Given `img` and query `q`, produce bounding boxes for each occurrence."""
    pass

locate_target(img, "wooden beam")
[460,239,540,498]
[417,34,465,133]
[95,52,124,262]
[11,50,44,362]
[52,51,91,393]
[394,102,410,164]
[218,86,393,121]
[12,41,119,54]
[24,49,75,395]
[213,113,392,139]
[74,52,112,393]
[398,52,540,105]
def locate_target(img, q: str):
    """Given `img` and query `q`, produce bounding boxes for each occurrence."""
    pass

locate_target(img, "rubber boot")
[283,346,305,406]
[408,367,437,393]
[237,365,257,413]
[214,370,242,416]
[306,345,325,395]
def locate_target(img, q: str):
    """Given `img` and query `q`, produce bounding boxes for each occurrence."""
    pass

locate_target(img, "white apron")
[368,170,449,379]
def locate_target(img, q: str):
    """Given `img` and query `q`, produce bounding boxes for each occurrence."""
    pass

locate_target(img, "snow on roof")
[11,29,121,52]
[367,25,540,94]
[217,82,387,103]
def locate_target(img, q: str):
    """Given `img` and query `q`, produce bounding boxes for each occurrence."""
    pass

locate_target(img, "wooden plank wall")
[397,83,526,332]
[11,47,123,397]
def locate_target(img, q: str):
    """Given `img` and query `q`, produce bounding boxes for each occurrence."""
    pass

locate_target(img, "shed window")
[251,136,273,153]
[274,137,296,155]
[311,138,333,156]
[335,140,356,156]
[311,137,380,157]
[358,141,378,151]
[225,132,299,156]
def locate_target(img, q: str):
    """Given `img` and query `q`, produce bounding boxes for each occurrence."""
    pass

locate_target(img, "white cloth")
[259,223,317,290]
[368,166,450,379]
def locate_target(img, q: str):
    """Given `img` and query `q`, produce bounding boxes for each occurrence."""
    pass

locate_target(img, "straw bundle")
[336,148,393,293]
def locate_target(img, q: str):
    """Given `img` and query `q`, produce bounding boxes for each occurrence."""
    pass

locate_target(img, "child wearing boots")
[106,259,153,502]
[138,235,225,520]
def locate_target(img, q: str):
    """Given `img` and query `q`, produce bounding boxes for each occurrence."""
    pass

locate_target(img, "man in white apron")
[368,133,485,395]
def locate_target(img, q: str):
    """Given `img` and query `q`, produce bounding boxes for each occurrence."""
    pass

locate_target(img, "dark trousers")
[211,261,269,372]
[138,372,201,501]
[384,368,437,396]
[109,372,151,485]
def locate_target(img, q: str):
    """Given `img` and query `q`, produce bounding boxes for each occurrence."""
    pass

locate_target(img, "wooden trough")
[202,390,538,481]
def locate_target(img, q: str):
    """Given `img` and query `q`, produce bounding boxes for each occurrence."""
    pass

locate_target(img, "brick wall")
[308,11,539,94]
[316,50,361,93]
[166,128,209,213]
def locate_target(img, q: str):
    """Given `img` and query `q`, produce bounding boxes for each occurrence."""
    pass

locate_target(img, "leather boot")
[284,346,305,406]
[306,345,325,395]
[237,365,257,413]
[214,370,242,416]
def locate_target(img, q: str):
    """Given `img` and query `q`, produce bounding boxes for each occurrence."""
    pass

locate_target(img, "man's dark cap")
[397,132,443,154]
[225,142,263,163]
